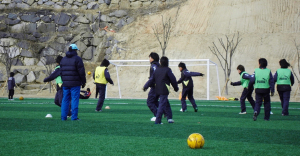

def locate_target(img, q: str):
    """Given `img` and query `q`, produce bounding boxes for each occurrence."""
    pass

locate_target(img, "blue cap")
[70,44,79,50]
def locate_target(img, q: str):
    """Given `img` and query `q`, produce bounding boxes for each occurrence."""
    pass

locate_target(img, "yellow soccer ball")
[187,133,205,149]
[87,71,91,75]
[19,96,24,100]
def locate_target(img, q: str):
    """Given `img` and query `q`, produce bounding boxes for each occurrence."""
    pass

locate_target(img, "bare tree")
[38,53,58,93]
[152,16,172,56]
[0,41,19,78]
[152,7,180,56]
[209,32,242,95]
[291,39,300,98]
[292,39,300,82]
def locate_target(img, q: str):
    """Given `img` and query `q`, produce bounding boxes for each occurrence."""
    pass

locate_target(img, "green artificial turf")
[0,98,300,156]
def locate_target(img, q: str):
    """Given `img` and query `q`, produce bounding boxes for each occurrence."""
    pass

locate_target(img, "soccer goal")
[106,59,221,100]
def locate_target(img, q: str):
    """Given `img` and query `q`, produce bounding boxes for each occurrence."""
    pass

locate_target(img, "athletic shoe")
[67,116,71,118]
[239,112,247,114]
[155,123,163,124]
[95,110,102,112]
[180,108,187,112]
[253,111,258,121]
[264,119,270,121]
[194,107,198,112]
[168,119,174,123]
[270,111,273,115]
[150,117,156,121]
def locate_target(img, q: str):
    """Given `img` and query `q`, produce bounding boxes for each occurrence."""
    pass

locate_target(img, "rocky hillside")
[0,0,299,101]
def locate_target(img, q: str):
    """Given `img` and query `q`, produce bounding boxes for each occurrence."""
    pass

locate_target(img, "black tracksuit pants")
[240,88,255,112]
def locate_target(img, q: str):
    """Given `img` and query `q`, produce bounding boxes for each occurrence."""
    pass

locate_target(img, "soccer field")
[0,98,300,156]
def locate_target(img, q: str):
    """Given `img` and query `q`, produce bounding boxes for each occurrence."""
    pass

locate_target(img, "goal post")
[108,59,221,100]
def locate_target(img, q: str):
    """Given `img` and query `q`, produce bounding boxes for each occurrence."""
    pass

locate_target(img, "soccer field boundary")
[1,100,300,110]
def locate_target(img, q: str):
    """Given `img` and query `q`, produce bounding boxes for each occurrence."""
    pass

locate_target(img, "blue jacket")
[177,69,203,88]
[44,65,60,82]
[144,67,179,95]
[60,50,86,87]
[149,61,160,87]
[8,77,15,90]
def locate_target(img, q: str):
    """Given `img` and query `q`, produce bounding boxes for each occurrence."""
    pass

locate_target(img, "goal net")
[105,59,221,100]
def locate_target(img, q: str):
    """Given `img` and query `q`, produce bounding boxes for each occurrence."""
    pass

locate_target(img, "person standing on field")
[60,44,86,121]
[94,59,114,112]
[8,72,15,100]
[274,59,294,116]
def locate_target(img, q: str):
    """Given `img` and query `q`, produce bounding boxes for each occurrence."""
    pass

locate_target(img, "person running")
[249,58,274,121]
[230,65,255,114]
[177,62,204,112]
[144,56,179,124]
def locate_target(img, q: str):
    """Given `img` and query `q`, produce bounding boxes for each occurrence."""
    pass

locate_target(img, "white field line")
[1,102,300,110]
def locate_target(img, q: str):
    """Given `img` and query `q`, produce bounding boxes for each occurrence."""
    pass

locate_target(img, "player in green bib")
[274,59,294,116]
[231,65,255,114]
[248,58,274,121]
[44,56,71,116]
[94,59,114,112]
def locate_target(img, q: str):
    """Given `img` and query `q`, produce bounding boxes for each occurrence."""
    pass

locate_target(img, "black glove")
[111,83,114,86]
[200,73,204,77]
[82,83,86,88]
[174,88,179,92]
[143,87,147,92]
[270,92,274,96]
[230,82,233,86]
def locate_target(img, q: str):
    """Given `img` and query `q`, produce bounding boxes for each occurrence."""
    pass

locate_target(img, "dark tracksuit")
[144,67,179,124]
[95,86,99,98]
[147,61,160,116]
[274,69,294,116]
[8,76,15,99]
[231,72,255,112]
[177,69,203,111]
[94,66,114,111]
[249,67,274,120]
[44,65,71,116]
[80,90,91,99]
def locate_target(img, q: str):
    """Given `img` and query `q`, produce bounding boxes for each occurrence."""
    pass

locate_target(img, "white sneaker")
[270,111,273,115]
[180,108,183,112]
[150,117,156,121]
[168,119,174,123]
[239,112,247,114]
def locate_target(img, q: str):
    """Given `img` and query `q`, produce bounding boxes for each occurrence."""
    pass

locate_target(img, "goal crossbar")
[109,59,221,100]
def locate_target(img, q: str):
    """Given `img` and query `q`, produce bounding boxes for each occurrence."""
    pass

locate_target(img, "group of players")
[6,43,295,122]
[230,58,294,121]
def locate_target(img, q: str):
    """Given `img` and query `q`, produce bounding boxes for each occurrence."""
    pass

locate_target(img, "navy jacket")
[248,68,275,94]
[8,77,15,90]
[60,51,86,87]
[149,61,160,87]
[231,72,252,86]
[274,70,294,91]
[177,69,203,88]
[93,66,114,85]
[44,65,60,82]
[144,67,179,95]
